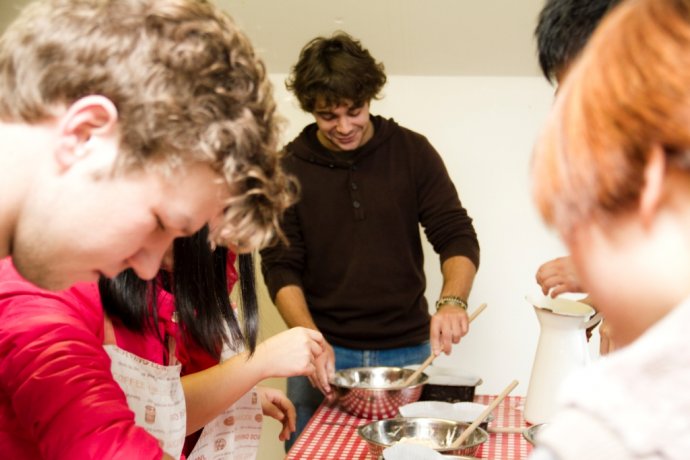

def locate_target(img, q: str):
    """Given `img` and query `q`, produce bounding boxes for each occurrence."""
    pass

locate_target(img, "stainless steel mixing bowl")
[358,417,488,459]
[330,367,429,419]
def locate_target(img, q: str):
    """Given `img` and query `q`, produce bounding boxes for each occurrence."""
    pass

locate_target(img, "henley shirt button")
[329,164,335,168]
[352,200,361,208]
[351,182,358,190]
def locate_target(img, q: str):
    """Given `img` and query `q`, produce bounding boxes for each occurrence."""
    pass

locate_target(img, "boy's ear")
[54,95,119,170]
[639,144,666,226]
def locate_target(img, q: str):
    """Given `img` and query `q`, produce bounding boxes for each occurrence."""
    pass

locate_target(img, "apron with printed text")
[187,344,262,460]
[104,317,186,459]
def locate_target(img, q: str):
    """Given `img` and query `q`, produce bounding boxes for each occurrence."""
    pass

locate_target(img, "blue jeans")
[285,341,430,451]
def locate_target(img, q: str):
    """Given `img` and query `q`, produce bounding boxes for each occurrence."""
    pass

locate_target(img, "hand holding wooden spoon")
[402,303,487,387]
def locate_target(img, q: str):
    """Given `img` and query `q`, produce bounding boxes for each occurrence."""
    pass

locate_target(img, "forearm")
[274,284,319,330]
[181,350,265,434]
[429,256,477,355]
[439,255,477,301]
[182,324,325,434]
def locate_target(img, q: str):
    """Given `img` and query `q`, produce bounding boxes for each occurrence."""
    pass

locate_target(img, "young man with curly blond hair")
[0,0,295,291]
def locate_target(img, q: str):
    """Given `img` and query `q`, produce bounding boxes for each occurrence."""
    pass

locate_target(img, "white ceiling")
[218,0,546,76]
[1,0,546,77]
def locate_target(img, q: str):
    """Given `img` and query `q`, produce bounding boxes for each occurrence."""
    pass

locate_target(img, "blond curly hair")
[0,0,296,250]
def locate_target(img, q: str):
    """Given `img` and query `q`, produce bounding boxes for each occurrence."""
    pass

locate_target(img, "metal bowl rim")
[331,366,430,389]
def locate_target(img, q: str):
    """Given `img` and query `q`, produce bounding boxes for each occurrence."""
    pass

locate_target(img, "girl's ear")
[639,144,666,226]
[54,95,119,170]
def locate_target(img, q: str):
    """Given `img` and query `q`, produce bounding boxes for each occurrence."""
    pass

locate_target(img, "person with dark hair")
[260,31,480,448]
[99,228,321,458]
[533,0,621,354]
[0,226,324,458]
[535,0,622,84]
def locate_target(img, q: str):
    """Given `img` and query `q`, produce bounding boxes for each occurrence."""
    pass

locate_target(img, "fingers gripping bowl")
[330,367,429,419]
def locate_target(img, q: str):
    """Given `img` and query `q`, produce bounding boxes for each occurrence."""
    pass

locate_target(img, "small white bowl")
[398,401,494,428]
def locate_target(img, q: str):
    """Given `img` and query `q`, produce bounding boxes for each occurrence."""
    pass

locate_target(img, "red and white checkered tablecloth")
[286,395,533,460]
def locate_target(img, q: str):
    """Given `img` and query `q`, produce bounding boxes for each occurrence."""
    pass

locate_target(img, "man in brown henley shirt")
[260,32,480,449]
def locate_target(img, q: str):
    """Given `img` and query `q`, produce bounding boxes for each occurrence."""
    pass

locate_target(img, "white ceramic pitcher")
[523,294,601,425]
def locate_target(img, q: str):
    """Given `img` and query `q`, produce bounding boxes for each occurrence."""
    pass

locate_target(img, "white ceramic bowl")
[398,401,494,429]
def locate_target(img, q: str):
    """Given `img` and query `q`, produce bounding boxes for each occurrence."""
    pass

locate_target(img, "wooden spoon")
[402,302,487,387]
[450,379,519,449]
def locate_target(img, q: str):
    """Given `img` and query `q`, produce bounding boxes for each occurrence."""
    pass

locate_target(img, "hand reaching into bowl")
[308,338,336,401]
[253,326,325,378]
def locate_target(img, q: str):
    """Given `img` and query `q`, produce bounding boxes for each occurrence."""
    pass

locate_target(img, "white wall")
[265,74,601,397]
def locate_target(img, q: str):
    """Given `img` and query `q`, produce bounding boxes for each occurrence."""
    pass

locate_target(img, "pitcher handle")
[584,312,603,329]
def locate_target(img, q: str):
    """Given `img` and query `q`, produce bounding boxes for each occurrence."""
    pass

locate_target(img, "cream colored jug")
[523,294,601,425]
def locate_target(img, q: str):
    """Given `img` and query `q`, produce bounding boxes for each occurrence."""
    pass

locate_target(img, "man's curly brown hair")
[286,31,387,113]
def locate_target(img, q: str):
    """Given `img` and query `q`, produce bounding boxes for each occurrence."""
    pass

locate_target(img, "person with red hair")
[530,0,690,458]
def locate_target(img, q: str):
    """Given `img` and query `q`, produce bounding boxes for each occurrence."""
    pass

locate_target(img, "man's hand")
[535,256,584,297]
[308,339,335,401]
[430,304,469,356]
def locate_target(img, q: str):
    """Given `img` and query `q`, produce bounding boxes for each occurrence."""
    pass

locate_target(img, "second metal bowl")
[358,417,488,459]
[330,366,429,419]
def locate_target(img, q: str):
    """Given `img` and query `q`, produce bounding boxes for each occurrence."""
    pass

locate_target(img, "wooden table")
[286,395,533,459]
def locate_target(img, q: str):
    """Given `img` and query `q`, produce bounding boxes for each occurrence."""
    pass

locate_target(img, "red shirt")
[0,257,163,460]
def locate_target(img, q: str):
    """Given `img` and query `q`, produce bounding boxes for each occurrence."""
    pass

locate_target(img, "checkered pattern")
[286,395,534,460]
[475,395,533,459]
[338,387,422,419]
